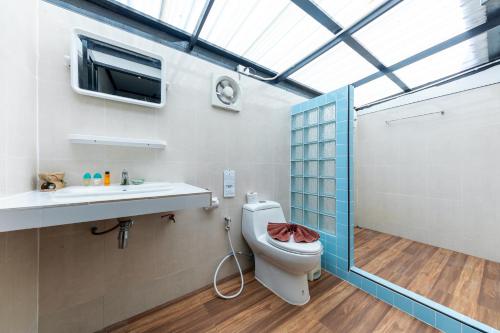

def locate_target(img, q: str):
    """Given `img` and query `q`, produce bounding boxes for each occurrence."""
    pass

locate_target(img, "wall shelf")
[68,134,166,149]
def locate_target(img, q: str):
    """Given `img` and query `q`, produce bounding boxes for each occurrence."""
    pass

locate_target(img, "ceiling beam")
[344,36,409,91]
[287,0,408,91]
[353,13,500,87]
[486,1,500,60]
[290,0,342,34]
[187,0,214,52]
[275,0,403,83]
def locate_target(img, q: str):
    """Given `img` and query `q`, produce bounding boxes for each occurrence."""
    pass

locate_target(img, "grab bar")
[385,110,444,126]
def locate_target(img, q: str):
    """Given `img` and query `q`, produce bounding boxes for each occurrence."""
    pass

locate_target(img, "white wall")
[0,1,39,333]
[356,81,500,263]
[33,2,303,332]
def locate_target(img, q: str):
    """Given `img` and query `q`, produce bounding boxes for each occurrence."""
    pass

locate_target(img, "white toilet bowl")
[242,201,323,305]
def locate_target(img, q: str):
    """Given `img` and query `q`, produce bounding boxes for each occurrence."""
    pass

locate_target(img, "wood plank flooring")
[355,227,500,329]
[102,271,437,333]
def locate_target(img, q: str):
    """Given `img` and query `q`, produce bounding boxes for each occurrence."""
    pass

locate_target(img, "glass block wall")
[291,102,337,235]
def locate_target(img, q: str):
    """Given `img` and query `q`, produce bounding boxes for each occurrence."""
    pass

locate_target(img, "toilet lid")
[266,234,323,255]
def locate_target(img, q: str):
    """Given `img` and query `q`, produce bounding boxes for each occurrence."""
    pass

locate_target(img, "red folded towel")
[267,223,320,243]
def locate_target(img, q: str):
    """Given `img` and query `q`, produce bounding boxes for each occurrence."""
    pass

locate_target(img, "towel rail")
[385,110,444,125]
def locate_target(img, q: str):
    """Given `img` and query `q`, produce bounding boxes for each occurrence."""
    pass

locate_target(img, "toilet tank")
[242,201,286,240]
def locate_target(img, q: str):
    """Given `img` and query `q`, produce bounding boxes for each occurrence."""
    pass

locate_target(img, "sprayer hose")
[213,227,245,299]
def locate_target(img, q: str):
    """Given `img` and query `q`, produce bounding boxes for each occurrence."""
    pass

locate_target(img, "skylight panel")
[160,0,208,33]
[116,0,162,19]
[354,76,403,107]
[199,0,332,72]
[115,0,207,33]
[290,42,378,93]
[352,0,486,66]
[393,33,489,88]
[312,0,386,29]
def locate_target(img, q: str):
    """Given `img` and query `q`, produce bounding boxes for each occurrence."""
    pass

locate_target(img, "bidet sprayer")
[224,216,231,231]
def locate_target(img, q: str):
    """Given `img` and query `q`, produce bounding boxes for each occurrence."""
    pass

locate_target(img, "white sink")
[52,182,174,201]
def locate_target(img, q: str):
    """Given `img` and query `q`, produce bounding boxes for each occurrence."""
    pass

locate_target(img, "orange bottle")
[104,171,111,186]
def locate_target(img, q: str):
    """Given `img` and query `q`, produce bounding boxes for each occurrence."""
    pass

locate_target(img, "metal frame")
[187,0,214,52]
[274,0,403,83]
[353,14,500,87]
[49,0,500,102]
[289,0,410,92]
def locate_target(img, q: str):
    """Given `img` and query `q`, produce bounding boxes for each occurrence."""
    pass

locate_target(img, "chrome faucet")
[121,169,130,185]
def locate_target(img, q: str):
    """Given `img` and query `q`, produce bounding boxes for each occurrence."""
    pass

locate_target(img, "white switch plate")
[223,169,235,198]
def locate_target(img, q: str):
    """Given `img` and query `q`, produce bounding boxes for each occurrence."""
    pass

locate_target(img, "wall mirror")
[353,86,500,331]
[70,29,167,108]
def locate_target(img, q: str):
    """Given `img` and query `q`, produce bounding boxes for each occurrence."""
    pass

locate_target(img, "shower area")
[354,83,500,330]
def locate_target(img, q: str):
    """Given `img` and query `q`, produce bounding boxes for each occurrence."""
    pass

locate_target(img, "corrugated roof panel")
[394,32,489,88]
[352,0,487,66]
[290,42,378,93]
[199,0,332,72]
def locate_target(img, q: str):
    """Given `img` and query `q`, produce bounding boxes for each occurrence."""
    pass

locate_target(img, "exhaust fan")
[212,73,242,112]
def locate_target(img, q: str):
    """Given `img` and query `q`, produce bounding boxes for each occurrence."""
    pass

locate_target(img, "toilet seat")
[266,234,322,255]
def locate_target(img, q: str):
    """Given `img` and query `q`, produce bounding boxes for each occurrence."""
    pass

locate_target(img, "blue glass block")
[436,313,461,333]
[319,197,336,215]
[414,303,436,327]
[304,161,318,177]
[291,192,303,208]
[304,210,318,229]
[304,194,318,211]
[306,108,318,126]
[319,215,336,234]
[292,145,303,160]
[320,122,336,141]
[320,103,336,122]
[304,178,318,194]
[320,160,335,177]
[292,113,303,129]
[291,207,303,224]
[304,143,318,160]
[319,141,335,158]
[319,178,336,196]
[291,177,303,192]
[291,129,303,145]
[304,127,318,143]
[291,161,303,176]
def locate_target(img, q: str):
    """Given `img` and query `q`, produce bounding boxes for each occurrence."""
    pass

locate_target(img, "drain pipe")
[91,217,134,249]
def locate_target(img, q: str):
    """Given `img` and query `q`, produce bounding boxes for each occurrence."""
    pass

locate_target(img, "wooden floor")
[355,227,500,329]
[103,271,437,333]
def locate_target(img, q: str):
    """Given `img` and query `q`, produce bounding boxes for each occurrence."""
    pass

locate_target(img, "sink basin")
[53,182,174,201]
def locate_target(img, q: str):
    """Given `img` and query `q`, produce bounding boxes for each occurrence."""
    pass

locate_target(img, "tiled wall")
[0,1,39,333]
[355,83,500,263]
[293,86,492,333]
[33,2,304,332]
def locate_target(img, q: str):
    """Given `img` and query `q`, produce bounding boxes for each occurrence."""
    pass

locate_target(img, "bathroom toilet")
[242,201,323,305]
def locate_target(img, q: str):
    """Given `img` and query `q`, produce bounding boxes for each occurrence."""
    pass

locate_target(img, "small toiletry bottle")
[93,173,103,186]
[104,171,111,186]
[83,172,92,186]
